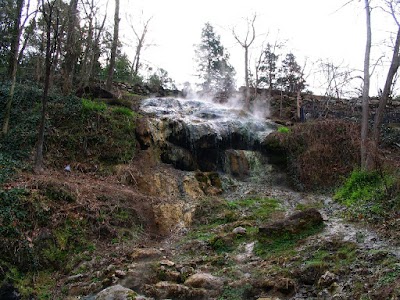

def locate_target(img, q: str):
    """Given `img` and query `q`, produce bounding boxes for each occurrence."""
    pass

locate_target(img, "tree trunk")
[62,0,79,95]
[372,27,400,143]
[2,0,24,135]
[361,0,372,170]
[34,0,57,173]
[244,46,250,108]
[106,0,120,90]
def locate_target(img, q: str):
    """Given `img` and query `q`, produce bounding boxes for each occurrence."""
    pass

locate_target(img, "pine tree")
[258,43,279,96]
[278,53,305,93]
[195,23,235,96]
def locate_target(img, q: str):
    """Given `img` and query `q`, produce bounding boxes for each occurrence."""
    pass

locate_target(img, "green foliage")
[334,169,399,221]
[47,95,137,166]
[0,188,49,272]
[378,263,400,285]
[100,52,132,83]
[258,43,279,90]
[218,284,252,300]
[147,67,176,90]
[0,153,20,184]
[112,106,134,117]
[278,52,306,92]
[81,98,107,113]
[0,83,42,160]
[277,126,291,133]
[195,22,236,94]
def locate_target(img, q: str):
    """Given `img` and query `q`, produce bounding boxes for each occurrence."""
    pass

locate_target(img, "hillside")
[0,82,399,299]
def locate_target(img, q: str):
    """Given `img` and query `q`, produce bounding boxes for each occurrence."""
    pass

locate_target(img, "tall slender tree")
[361,0,372,169]
[371,0,400,154]
[34,0,59,172]
[2,0,25,135]
[106,0,120,90]
[62,0,80,94]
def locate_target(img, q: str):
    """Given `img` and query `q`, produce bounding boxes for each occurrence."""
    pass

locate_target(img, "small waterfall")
[139,97,276,173]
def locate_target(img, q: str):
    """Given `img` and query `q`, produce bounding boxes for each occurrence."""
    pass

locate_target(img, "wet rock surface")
[137,97,276,172]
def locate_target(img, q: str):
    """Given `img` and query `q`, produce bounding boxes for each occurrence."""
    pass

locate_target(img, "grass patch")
[334,169,399,221]
[112,106,134,117]
[81,98,107,113]
[218,284,252,300]
[255,222,324,258]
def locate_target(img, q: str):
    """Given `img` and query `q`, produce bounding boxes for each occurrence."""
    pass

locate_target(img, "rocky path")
[69,164,400,300]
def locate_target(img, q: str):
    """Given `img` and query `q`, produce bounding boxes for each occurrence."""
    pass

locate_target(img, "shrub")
[265,119,361,190]
[277,126,291,133]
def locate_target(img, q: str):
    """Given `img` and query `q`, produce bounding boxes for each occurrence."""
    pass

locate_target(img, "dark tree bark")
[62,0,79,95]
[372,14,400,145]
[2,0,25,135]
[106,0,120,90]
[34,0,58,173]
[129,16,152,78]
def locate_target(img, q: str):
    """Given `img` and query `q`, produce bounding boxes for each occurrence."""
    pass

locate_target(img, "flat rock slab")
[259,208,323,236]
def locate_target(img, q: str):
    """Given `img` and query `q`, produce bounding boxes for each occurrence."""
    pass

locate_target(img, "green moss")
[218,284,252,300]
[228,197,282,223]
[255,222,324,258]
[334,169,399,221]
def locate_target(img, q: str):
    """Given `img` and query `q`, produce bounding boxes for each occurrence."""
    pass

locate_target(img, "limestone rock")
[144,281,207,300]
[184,272,224,291]
[318,270,338,288]
[152,202,192,235]
[232,226,247,235]
[95,285,137,300]
[259,208,323,236]
[129,248,162,260]
[159,259,175,267]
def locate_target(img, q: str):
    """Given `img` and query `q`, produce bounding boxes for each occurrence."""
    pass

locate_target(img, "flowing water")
[140,97,276,151]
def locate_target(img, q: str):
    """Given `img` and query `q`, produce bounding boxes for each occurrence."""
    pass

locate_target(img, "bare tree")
[372,0,400,145]
[80,0,107,87]
[361,0,372,169]
[106,0,120,90]
[127,13,152,79]
[318,60,356,100]
[34,0,59,172]
[233,14,256,109]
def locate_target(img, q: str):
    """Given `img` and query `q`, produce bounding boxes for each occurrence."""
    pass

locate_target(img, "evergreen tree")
[195,22,235,95]
[258,43,279,94]
[278,53,305,93]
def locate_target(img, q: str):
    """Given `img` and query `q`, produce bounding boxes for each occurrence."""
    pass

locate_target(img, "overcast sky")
[113,0,397,95]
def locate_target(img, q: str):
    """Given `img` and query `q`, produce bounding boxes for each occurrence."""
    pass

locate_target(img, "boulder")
[95,284,136,300]
[184,272,224,291]
[144,281,207,300]
[259,208,323,236]
[129,248,162,261]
